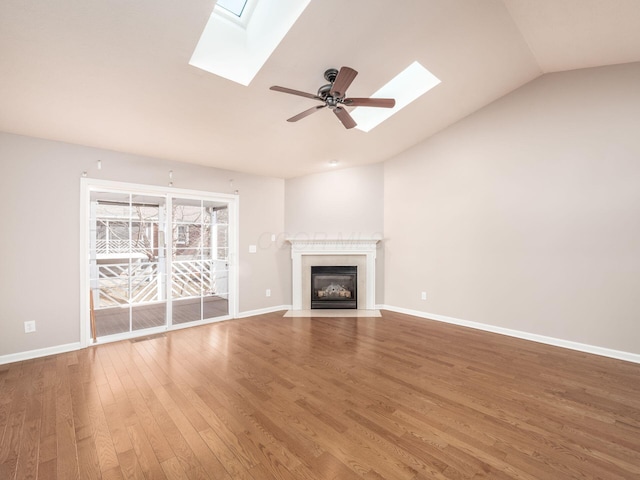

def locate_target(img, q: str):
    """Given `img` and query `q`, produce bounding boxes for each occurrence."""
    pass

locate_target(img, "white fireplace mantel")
[287,238,380,310]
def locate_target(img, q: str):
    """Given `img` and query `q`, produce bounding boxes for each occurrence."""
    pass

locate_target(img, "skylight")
[190,0,311,86]
[350,61,441,132]
[216,0,249,17]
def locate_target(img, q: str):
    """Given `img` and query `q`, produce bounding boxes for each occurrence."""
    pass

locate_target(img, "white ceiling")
[1,0,639,179]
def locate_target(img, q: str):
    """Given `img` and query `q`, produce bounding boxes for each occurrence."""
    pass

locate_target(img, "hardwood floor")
[1,310,639,479]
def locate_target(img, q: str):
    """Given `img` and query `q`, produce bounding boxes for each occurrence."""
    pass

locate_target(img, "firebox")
[311,266,357,309]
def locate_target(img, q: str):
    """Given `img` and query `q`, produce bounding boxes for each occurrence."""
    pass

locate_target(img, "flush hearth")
[311,266,357,309]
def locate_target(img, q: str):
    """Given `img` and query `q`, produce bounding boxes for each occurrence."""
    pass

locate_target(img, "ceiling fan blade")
[343,97,396,108]
[287,105,326,122]
[270,86,322,101]
[330,67,358,98]
[333,106,357,129]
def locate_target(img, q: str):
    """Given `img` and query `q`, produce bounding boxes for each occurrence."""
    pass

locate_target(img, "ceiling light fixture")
[350,61,441,132]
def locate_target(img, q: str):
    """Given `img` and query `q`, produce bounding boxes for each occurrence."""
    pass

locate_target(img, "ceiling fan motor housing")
[317,84,333,98]
[317,85,339,108]
[323,68,339,83]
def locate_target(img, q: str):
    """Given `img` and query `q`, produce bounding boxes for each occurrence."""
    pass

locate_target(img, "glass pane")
[173,298,202,324]
[129,260,161,303]
[132,303,166,331]
[91,191,133,220]
[93,306,130,338]
[173,202,203,223]
[92,257,131,337]
[216,0,248,17]
[171,260,203,299]
[173,246,200,259]
[94,262,130,308]
[214,207,229,224]
[104,221,131,255]
[203,294,228,319]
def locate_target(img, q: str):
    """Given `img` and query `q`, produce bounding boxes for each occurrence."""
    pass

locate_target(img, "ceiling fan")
[270,66,395,129]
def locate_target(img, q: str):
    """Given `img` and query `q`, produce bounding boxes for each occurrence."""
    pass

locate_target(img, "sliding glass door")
[171,198,229,325]
[84,181,235,343]
[89,192,168,337]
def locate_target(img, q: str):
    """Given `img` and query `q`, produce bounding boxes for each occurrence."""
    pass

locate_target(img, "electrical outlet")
[266,288,271,297]
[24,321,36,333]
[249,245,257,253]
[421,291,427,301]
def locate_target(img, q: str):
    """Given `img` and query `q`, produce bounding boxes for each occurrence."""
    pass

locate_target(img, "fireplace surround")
[287,237,380,310]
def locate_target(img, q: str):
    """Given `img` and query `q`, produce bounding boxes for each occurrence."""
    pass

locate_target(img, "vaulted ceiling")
[1,0,639,178]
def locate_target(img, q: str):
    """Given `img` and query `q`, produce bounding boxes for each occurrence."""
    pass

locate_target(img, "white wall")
[0,133,288,358]
[4,62,639,361]
[384,62,640,355]
[285,163,384,237]
[285,163,385,304]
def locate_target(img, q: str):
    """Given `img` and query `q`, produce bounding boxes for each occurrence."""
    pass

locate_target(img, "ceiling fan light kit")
[270,66,396,129]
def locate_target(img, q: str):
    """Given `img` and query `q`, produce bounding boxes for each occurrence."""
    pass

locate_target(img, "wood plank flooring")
[1,310,639,479]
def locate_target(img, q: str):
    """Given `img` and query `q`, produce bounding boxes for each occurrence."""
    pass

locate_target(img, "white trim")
[87,325,167,346]
[229,197,240,318]
[171,315,234,330]
[79,180,90,347]
[88,316,237,347]
[3,313,242,364]
[80,178,238,201]
[237,305,291,318]
[0,342,82,366]
[380,305,640,365]
[166,194,174,325]
[7,308,638,366]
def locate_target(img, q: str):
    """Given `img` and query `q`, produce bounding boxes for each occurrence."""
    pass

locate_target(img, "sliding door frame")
[80,178,239,347]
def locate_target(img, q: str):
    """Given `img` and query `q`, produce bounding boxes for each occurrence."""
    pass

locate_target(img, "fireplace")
[311,266,357,309]
[287,237,380,310]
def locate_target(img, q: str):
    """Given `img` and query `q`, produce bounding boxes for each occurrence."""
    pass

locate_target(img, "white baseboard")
[380,305,640,365]
[6,307,637,366]
[0,342,82,366]
[236,305,291,319]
